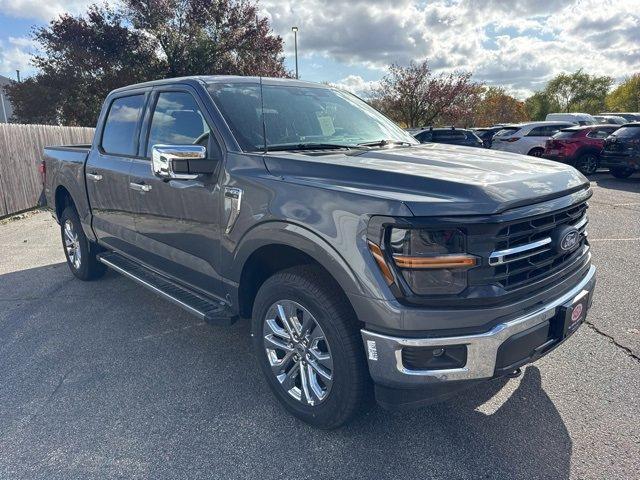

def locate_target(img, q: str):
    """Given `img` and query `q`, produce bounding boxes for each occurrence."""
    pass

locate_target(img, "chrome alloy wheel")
[63,219,82,269]
[262,300,333,406]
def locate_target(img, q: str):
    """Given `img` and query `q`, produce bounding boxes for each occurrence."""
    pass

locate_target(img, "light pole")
[291,26,299,79]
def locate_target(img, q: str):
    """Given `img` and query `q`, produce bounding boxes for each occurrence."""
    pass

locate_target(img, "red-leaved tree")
[370,60,481,128]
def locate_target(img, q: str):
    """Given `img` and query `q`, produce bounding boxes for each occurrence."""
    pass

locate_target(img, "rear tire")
[610,166,634,179]
[60,206,106,281]
[528,148,544,157]
[576,153,599,175]
[251,265,371,429]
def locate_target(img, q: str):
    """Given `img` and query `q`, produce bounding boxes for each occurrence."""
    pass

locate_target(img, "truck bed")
[43,144,92,219]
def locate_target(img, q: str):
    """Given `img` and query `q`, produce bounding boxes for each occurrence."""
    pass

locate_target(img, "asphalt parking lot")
[0,173,638,480]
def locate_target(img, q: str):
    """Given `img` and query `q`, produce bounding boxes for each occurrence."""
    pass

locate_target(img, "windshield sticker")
[317,115,336,136]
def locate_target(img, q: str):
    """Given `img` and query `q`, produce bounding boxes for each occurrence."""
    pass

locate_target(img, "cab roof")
[111,75,328,94]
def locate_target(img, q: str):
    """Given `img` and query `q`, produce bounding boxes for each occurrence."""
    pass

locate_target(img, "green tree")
[124,0,287,77]
[606,74,640,112]
[7,0,288,126]
[544,70,612,113]
[524,91,558,121]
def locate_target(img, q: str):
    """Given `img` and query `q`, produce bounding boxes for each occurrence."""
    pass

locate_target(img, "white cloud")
[0,36,35,78]
[0,0,94,21]
[329,75,379,95]
[261,0,640,97]
[1,0,639,96]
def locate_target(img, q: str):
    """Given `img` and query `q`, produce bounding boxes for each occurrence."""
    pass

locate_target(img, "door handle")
[86,172,103,181]
[129,182,152,193]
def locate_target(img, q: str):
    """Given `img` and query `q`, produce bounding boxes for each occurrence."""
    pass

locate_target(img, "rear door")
[128,85,225,298]
[524,124,571,154]
[86,91,149,254]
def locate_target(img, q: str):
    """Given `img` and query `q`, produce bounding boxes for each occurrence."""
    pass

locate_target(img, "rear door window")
[101,95,145,156]
[552,130,580,139]
[587,128,616,139]
[527,126,549,137]
[528,124,570,137]
[433,130,466,141]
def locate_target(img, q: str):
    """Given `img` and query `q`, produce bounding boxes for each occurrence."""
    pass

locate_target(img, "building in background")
[0,75,14,123]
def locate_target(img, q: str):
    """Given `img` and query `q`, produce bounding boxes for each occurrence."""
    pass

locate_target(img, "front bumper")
[361,265,596,390]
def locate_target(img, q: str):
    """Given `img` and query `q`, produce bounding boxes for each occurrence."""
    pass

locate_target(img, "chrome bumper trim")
[361,265,596,386]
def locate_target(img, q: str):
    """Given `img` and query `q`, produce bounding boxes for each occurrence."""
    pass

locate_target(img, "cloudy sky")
[0,0,638,98]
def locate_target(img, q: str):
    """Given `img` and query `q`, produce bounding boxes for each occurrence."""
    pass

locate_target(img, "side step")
[97,252,237,326]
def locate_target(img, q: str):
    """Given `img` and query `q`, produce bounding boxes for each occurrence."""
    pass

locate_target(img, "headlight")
[374,228,476,295]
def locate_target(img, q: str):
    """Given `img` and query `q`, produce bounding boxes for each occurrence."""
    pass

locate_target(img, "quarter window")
[587,128,615,139]
[101,95,145,156]
[147,92,211,155]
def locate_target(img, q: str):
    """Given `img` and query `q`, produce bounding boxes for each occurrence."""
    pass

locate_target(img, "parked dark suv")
[543,125,619,175]
[600,123,640,178]
[472,126,508,148]
[43,76,595,428]
[412,127,483,147]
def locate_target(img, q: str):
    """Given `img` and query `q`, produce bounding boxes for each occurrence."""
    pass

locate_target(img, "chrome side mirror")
[151,145,207,180]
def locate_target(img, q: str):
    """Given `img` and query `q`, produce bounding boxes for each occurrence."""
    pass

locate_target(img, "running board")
[97,252,237,326]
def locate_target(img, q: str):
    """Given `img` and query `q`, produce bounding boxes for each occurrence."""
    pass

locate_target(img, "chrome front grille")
[485,201,589,291]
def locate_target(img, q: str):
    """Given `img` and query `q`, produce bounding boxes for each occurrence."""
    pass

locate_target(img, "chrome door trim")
[224,187,243,234]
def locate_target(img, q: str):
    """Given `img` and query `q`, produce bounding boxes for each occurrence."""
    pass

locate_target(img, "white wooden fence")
[0,124,95,217]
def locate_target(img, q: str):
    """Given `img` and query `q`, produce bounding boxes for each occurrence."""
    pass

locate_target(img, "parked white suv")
[546,113,596,125]
[593,114,627,125]
[491,122,574,157]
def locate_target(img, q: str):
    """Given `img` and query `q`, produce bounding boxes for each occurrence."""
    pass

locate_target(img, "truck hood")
[263,143,590,216]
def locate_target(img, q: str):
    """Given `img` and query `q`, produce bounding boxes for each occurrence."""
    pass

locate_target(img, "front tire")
[60,206,106,281]
[610,166,634,179]
[252,266,371,428]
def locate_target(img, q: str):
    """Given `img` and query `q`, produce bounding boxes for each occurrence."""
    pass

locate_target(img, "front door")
[86,92,147,256]
[128,88,224,299]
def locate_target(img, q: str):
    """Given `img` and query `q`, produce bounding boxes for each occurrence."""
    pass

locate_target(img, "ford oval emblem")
[559,229,580,252]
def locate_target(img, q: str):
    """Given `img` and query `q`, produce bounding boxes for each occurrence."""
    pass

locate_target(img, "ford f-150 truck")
[43,76,595,428]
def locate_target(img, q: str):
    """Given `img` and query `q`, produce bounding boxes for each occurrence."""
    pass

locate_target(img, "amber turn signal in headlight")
[367,241,395,285]
[392,254,476,269]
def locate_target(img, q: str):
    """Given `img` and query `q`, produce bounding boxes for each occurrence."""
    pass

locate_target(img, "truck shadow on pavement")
[344,366,571,479]
[0,263,572,480]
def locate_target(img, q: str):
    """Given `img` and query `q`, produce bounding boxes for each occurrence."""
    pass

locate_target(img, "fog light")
[402,345,467,370]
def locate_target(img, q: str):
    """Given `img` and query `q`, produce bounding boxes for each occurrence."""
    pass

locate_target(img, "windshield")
[610,126,640,139]
[207,82,417,152]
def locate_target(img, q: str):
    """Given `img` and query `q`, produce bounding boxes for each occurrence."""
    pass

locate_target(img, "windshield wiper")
[357,139,413,147]
[266,143,368,152]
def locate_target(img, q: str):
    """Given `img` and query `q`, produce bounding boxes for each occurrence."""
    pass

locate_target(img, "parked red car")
[542,125,619,175]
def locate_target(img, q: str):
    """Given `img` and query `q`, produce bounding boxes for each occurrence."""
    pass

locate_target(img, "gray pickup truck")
[43,76,596,428]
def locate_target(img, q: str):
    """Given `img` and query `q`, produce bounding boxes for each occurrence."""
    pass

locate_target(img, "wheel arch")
[51,174,96,241]
[230,222,370,319]
[54,184,74,220]
[527,146,545,156]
